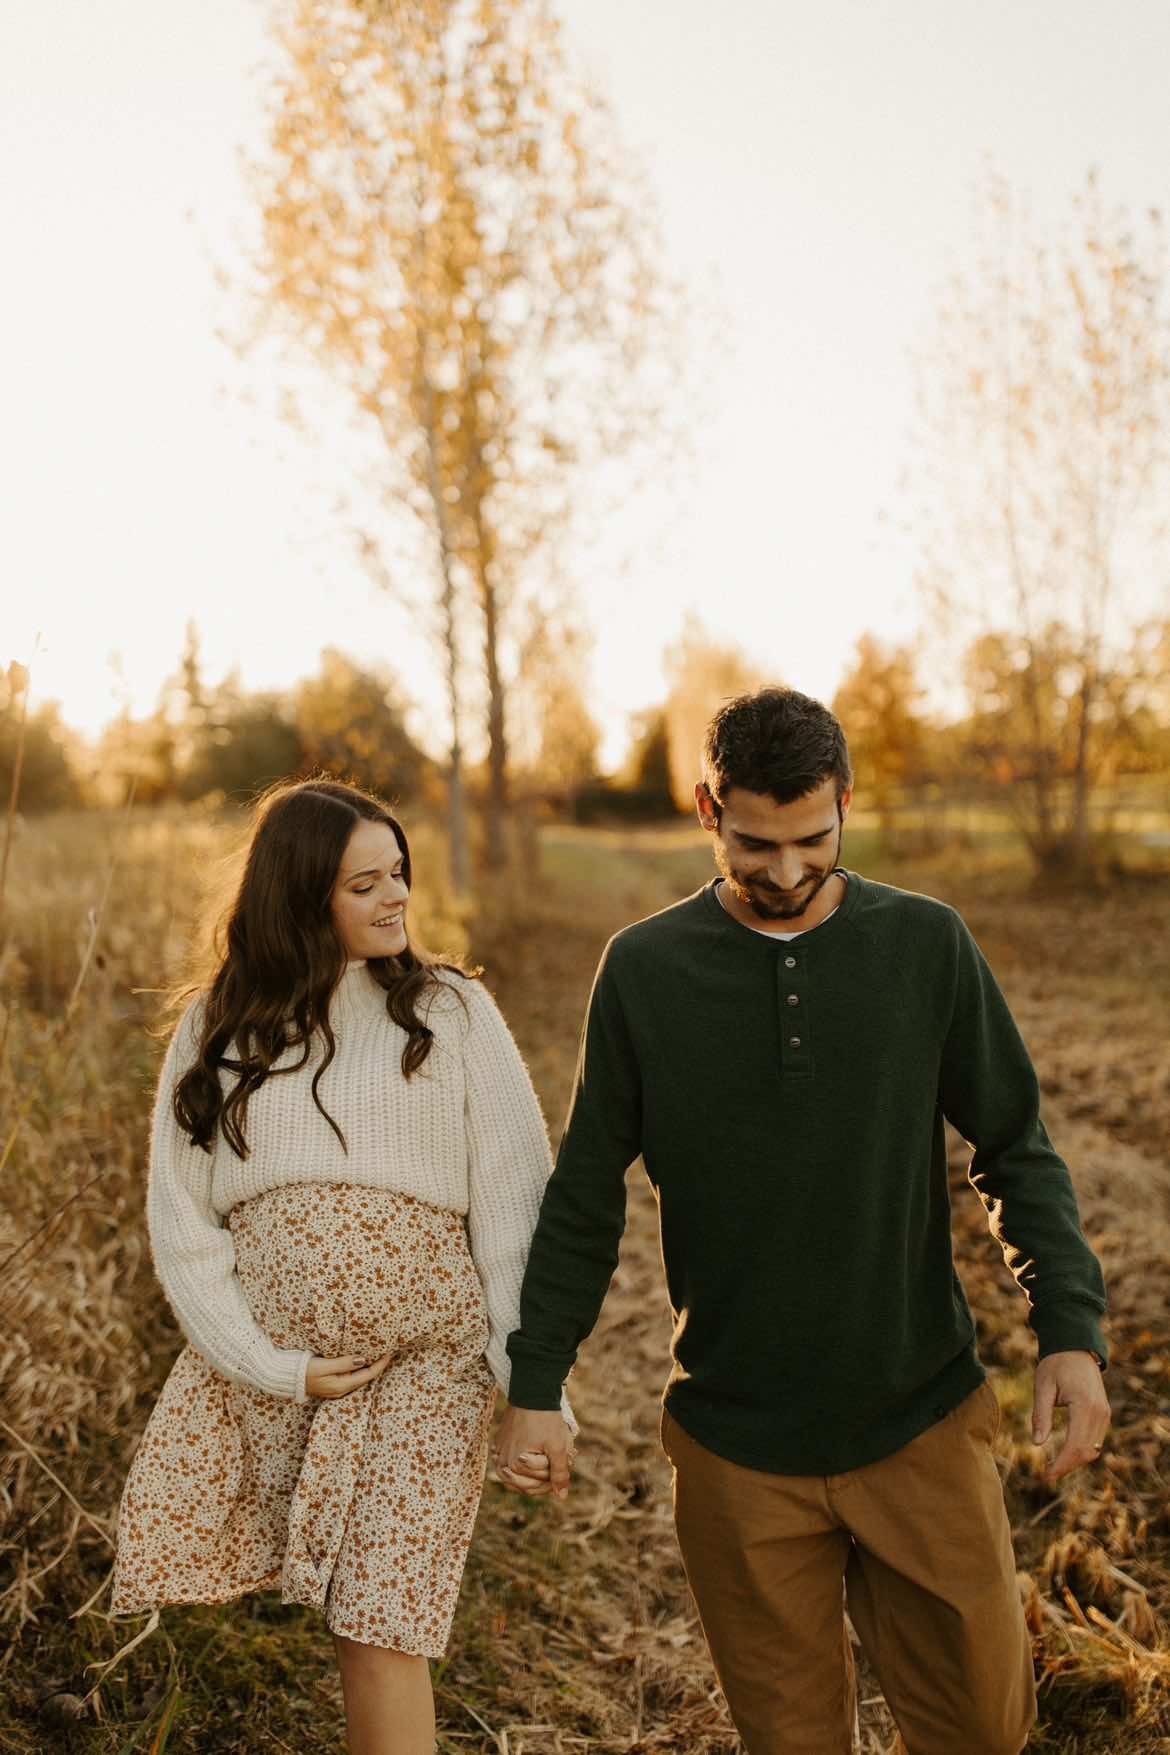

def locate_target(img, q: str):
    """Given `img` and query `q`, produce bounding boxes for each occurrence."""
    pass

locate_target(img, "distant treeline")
[2,641,437,816]
[5,614,1169,879]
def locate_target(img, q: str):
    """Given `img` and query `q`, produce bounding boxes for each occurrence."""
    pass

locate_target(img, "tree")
[291,647,434,801]
[1128,618,1170,773]
[247,0,677,882]
[620,704,674,805]
[93,710,181,806]
[831,635,927,838]
[100,624,216,806]
[154,621,210,783]
[512,617,603,807]
[958,619,1168,807]
[0,666,82,814]
[569,701,676,825]
[910,170,1170,874]
[179,679,303,803]
[662,616,765,811]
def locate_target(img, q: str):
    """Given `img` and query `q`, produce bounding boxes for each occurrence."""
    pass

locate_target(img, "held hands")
[1032,1349,1111,1482]
[307,1357,1107,1490]
[492,1406,576,1501]
[305,1353,392,1399]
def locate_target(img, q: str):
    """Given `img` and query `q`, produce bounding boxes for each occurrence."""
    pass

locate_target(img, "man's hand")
[1032,1350,1110,1482]
[492,1405,575,1501]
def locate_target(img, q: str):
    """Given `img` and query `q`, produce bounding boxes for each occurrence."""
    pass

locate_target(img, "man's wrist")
[1032,1307,1108,1371]
[1039,1344,1107,1372]
[504,1358,569,1412]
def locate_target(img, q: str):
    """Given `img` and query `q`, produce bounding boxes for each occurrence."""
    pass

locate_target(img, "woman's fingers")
[351,1354,391,1389]
[495,1462,555,1497]
[490,1447,551,1493]
[305,1352,392,1399]
[491,1409,576,1501]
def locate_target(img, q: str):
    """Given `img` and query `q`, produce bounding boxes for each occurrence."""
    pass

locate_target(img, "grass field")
[1,807,1168,1752]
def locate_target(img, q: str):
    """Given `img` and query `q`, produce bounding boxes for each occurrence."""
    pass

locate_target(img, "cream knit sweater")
[147,962,561,1411]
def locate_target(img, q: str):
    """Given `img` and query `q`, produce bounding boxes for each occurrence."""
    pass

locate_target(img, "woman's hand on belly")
[305,1352,392,1399]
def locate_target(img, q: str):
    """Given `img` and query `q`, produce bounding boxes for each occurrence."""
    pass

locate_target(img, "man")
[495,687,1109,1755]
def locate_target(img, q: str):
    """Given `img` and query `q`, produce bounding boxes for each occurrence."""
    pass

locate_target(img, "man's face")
[696,777,850,922]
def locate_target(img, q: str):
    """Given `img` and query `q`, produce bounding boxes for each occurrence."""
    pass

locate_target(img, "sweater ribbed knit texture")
[507,873,1107,1475]
[147,964,556,1407]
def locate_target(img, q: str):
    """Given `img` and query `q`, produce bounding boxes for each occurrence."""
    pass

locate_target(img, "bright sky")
[4,0,1169,767]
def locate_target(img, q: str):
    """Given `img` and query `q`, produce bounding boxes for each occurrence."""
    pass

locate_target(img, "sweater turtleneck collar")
[331,958,386,1022]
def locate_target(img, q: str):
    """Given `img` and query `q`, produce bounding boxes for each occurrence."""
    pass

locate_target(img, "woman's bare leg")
[333,1634,435,1755]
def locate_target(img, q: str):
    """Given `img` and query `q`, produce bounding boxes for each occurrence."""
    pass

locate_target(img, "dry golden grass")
[1,808,1167,1752]
[0,805,467,1747]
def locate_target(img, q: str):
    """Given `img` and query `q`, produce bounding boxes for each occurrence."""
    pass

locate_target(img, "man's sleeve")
[505,938,642,1408]
[938,912,1108,1365]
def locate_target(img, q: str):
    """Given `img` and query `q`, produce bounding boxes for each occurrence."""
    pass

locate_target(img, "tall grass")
[0,803,465,1741]
[1,805,1168,1750]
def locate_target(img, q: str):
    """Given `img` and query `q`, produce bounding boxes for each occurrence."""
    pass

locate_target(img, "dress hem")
[109,1578,450,1658]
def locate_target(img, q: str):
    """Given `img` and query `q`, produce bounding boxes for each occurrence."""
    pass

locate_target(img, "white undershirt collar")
[714,879,840,940]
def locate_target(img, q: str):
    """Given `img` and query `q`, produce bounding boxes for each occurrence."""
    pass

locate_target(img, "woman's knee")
[333,1634,427,1676]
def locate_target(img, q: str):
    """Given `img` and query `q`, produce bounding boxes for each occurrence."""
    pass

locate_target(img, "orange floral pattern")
[111,1184,497,1656]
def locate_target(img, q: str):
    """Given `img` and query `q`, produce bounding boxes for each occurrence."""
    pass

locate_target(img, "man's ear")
[695,782,719,833]
[838,787,853,824]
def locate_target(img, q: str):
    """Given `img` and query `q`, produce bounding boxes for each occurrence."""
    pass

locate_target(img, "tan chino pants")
[662,1383,1036,1755]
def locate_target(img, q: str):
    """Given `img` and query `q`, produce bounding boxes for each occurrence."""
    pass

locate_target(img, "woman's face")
[330,819,410,961]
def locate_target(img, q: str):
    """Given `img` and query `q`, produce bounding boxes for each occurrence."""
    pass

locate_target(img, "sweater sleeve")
[461,981,574,1428]
[938,914,1108,1365]
[505,938,642,1410]
[146,1002,313,1403]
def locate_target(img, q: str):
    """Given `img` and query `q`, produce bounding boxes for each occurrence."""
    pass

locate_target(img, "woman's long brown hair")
[173,779,469,1158]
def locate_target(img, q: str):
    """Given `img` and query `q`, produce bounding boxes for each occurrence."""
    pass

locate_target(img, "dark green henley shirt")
[506,871,1108,1475]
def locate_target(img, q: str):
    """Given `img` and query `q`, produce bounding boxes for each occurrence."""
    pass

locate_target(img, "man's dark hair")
[701,687,853,813]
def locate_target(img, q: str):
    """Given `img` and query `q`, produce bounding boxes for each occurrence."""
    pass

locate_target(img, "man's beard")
[715,823,843,922]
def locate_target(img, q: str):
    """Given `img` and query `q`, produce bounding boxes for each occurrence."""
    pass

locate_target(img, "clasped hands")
[306,1351,1107,1495]
[303,1362,577,1493]
[492,1406,576,1500]
[488,1351,1110,1501]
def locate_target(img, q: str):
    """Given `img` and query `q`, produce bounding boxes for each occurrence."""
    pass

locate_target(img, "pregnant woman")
[111,778,572,1754]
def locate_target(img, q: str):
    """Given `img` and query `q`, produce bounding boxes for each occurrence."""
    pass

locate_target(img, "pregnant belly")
[227,1182,489,1365]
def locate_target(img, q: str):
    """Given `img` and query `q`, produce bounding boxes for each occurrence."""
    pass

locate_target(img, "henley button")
[789,1036,802,1048]
[784,956,797,968]
[786,993,799,1006]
